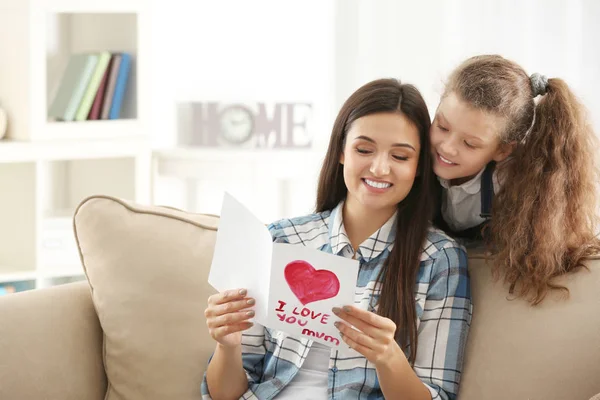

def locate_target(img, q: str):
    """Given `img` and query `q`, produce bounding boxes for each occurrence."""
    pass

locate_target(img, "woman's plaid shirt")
[202,202,472,399]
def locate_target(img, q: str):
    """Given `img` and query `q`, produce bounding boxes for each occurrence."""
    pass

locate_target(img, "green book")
[75,51,112,121]
[48,53,99,121]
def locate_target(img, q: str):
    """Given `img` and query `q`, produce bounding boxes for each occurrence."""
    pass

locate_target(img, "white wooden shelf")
[0,0,151,142]
[43,208,73,219]
[0,270,37,284]
[44,120,145,141]
[0,147,151,288]
[30,0,148,13]
[0,0,153,293]
[0,137,151,163]
[0,266,83,283]
[39,266,84,279]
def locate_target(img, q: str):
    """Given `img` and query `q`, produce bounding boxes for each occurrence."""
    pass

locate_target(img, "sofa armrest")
[0,281,107,400]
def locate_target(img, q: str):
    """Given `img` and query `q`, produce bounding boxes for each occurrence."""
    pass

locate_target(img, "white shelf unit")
[0,0,153,293]
[0,0,151,141]
[0,139,152,290]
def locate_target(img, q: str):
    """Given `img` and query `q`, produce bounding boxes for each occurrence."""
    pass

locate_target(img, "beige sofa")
[0,195,599,400]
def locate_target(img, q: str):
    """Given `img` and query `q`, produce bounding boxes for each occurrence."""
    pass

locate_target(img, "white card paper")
[208,193,273,324]
[208,193,359,347]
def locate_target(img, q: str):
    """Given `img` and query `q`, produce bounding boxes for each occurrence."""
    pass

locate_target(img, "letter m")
[302,328,317,337]
[324,336,340,346]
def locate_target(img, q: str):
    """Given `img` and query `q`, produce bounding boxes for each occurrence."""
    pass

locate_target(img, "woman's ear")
[493,141,516,162]
[339,152,345,165]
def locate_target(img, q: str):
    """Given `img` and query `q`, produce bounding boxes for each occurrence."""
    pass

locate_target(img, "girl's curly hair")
[446,55,600,304]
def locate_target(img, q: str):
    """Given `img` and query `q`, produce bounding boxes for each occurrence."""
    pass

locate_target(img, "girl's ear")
[493,141,516,162]
[339,151,345,165]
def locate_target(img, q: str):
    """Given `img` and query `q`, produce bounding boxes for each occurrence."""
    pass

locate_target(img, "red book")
[88,55,114,120]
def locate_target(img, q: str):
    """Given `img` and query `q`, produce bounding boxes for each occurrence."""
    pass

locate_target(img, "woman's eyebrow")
[354,135,416,151]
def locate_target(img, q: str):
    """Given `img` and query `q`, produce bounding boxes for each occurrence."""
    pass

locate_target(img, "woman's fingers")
[205,288,257,345]
[338,306,395,330]
[205,297,255,318]
[337,327,374,359]
[208,309,256,329]
[335,321,377,350]
[332,307,382,338]
[208,288,248,306]
[211,322,254,339]
[205,289,255,325]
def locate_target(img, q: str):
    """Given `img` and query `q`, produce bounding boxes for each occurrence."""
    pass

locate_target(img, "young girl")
[431,54,600,304]
[202,79,471,400]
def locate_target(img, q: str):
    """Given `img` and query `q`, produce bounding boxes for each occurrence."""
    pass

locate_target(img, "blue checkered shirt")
[202,201,472,399]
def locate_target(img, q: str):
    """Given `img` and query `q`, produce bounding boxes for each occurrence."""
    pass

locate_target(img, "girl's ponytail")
[491,76,600,304]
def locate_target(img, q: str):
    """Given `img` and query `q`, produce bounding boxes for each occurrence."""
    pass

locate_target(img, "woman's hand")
[332,305,403,367]
[205,289,255,349]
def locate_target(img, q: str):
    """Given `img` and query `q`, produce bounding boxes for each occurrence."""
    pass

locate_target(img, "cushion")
[459,249,600,400]
[74,195,219,400]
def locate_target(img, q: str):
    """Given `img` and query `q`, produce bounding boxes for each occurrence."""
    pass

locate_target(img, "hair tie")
[530,73,548,97]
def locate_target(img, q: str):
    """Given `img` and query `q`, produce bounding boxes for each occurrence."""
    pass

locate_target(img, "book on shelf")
[47,53,99,121]
[100,54,123,120]
[75,51,111,121]
[0,284,15,296]
[88,55,114,120]
[108,53,132,120]
[0,281,34,295]
[48,51,132,123]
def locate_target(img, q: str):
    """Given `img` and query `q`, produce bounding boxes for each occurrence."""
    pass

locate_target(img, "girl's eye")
[437,124,449,132]
[464,141,476,149]
[356,148,372,154]
[392,155,409,161]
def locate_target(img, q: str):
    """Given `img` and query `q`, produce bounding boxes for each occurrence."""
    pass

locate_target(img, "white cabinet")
[0,0,152,291]
[0,0,151,141]
[0,140,152,290]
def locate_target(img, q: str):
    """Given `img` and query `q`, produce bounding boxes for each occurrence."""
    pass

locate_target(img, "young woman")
[431,54,600,304]
[202,78,471,400]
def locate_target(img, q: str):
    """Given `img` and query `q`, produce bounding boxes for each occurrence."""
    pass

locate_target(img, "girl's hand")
[205,289,255,349]
[332,305,402,367]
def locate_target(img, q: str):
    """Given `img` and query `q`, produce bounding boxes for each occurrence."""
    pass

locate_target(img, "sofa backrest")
[74,196,600,399]
[460,251,600,400]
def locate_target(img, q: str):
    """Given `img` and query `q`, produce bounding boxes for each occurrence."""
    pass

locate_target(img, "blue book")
[108,53,132,119]
[0,284,15,295]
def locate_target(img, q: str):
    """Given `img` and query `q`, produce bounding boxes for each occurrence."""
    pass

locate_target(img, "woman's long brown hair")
[446,55,600,304]
[315,78,433,363]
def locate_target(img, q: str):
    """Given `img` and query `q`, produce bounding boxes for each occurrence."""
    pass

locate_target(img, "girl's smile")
[435,152,459,167]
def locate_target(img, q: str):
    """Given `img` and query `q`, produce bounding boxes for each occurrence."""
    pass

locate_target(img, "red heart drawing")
[284,260,340,305]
